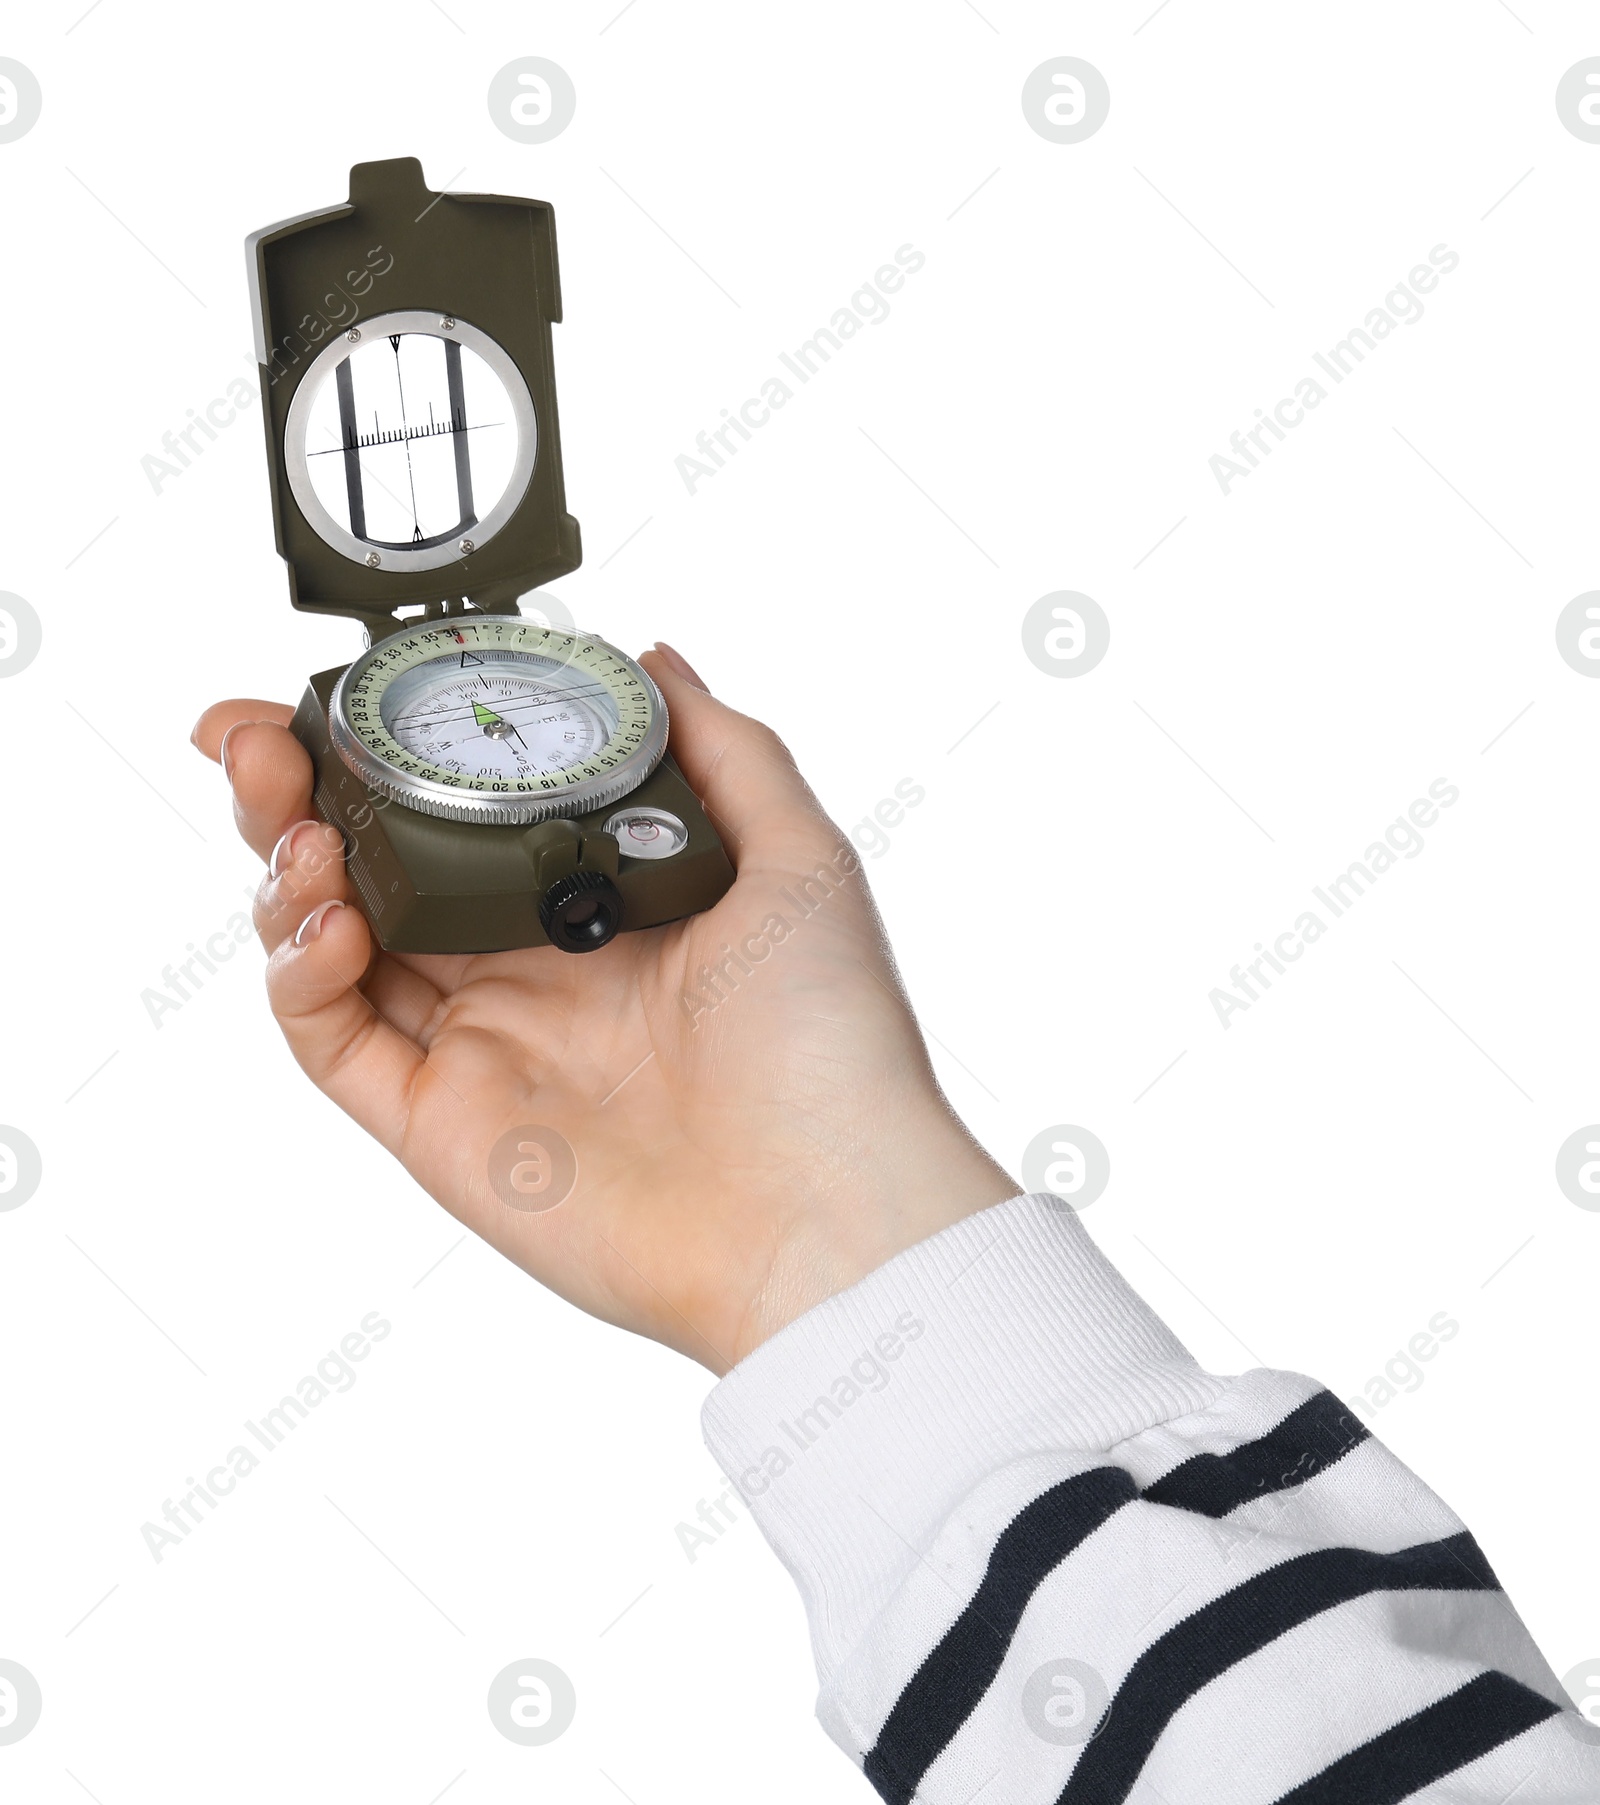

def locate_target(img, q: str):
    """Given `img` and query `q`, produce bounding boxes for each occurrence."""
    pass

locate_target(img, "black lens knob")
[539,869,624,953]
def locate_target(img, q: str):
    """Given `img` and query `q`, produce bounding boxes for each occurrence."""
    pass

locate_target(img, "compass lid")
[247,156,581,637]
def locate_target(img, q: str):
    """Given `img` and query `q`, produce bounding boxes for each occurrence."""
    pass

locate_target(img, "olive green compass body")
[248,158,732,953]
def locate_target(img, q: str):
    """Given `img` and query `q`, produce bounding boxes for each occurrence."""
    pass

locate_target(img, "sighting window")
[284,311,538,573]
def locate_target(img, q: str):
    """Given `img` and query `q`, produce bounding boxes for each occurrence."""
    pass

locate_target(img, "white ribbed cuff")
[701,1193,1227,1680]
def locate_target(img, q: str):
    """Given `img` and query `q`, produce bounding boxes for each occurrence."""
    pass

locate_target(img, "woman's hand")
[192,644,1015,1372]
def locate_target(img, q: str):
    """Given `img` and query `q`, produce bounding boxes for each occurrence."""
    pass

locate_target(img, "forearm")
[704,1195,1595,1802]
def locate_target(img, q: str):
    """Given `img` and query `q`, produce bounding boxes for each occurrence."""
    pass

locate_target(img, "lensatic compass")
[246,158,733,953]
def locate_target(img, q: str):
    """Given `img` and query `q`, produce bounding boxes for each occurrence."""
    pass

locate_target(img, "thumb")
[639,646,839,871]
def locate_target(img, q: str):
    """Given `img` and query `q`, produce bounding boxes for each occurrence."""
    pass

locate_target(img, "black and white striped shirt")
[704,1194,1597,1802]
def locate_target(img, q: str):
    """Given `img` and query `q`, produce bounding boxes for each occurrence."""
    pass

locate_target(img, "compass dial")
[329,620,668,825]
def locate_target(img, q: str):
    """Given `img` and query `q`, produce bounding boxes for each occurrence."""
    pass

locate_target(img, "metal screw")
[439,316,456,331]
[364,551,381,568]
[346,327,361,342]
[459,538,475,554]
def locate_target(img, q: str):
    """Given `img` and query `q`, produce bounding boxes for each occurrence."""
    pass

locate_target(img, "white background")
[1,3,1597,1799]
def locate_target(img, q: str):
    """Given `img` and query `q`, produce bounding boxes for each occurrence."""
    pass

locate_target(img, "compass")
[247,158,733,955]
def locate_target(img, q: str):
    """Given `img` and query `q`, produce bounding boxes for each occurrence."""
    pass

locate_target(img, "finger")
[257,828,446,1043]
[265,895,425,1156]
[191,699,297,761]
[387,947,474,996]
[360,956,447,1049]
[638,647,838,869]
[253,818,349,952]
[223,722,315,864]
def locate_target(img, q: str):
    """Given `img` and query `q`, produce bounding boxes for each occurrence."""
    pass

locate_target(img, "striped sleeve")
[702,1193,1599,1803]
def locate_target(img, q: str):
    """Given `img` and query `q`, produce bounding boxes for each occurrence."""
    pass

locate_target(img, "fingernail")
[270,820,321,880]
[219,721,256,782]
[294,900,345,946]
[653,642,709,693]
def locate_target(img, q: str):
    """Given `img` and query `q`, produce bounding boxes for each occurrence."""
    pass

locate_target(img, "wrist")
[729,1098,1016,1365]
